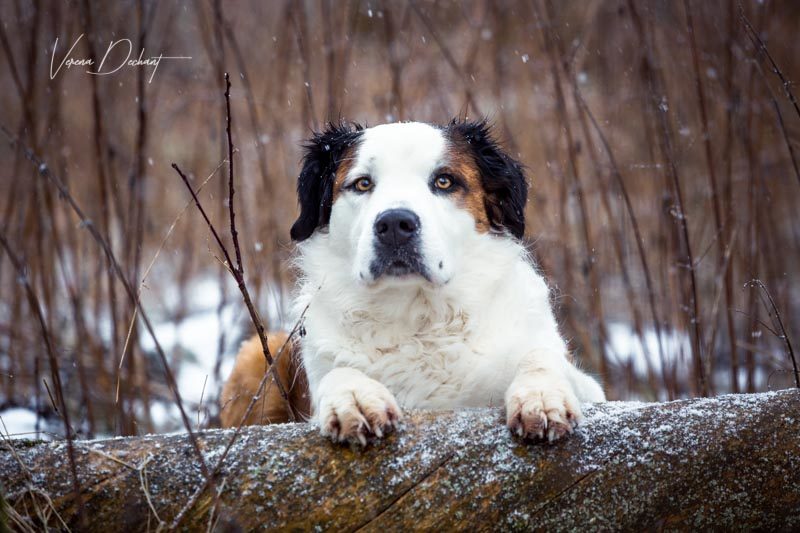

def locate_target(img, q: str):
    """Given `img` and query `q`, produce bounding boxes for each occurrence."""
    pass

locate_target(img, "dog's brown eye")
[354,177,374,192]
[434,174,454,190]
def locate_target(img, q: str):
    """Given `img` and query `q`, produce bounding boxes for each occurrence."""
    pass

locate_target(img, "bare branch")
[745,279,798,388]
[224,73,244,274]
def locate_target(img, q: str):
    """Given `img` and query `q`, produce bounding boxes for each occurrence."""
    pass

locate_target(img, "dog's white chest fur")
[293,233,601,411]
[335,289,503,409]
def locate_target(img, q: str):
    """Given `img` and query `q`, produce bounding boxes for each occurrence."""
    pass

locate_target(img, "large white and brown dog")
[220,120,605,444]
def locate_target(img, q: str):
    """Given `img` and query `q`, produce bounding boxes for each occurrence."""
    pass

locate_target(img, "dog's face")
[290,121,527,287]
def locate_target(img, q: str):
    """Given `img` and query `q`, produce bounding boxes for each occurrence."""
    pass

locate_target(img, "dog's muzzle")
[369,208,429,280]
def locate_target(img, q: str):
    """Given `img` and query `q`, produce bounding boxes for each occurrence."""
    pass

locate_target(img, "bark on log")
[2,390,799,531]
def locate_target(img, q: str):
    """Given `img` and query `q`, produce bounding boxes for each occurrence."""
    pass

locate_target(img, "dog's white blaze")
[330,122,461,286]
[293,122,605,439]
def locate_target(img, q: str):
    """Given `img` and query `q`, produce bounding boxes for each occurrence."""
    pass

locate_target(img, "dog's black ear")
[290,123,363,241]
[449,119,528,239]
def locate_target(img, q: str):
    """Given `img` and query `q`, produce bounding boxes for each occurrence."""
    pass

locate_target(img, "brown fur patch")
[330,143,359,202]
[443,143,491,233]
[219,332,310,427]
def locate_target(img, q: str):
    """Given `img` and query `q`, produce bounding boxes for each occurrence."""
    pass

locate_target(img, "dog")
[220,120,605,443]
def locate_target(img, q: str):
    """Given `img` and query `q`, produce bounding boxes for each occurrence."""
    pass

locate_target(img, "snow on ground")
[138,277,243,431]
[606,321,691,379]
[0,407,46,441]
[139,300,237,405]
[606,321,773,394]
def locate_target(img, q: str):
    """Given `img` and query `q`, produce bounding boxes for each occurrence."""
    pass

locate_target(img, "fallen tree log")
[1,389,799,531]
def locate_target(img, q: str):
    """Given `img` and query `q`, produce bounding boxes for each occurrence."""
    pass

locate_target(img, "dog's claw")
[316,372,403,446]
[506,380,582,443]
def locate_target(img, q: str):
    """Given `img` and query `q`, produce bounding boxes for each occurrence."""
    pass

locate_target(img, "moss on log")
[2,390,799,531]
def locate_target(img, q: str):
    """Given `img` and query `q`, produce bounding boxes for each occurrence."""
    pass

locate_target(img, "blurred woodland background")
[0,0,798,439]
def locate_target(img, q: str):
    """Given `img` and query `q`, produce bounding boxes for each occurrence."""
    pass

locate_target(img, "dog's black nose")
[374,208,420,246]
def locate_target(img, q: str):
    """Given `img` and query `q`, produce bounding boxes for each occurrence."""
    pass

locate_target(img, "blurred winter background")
[0,0,798,440]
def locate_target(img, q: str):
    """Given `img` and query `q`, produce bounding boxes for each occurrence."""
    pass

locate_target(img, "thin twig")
[224,73,243,274]
[138,455,165,529]
[197,375,208,430]
[739,4,800,122]
[747,44,800,188]
[745,279,798,388]
[81,446,165,529]
[10,486,71,532]
[206,477,228,533]
[83,447,135,470]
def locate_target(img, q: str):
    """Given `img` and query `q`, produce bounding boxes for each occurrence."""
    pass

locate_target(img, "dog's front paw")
[315,369,402,446]
[505,377,582,442]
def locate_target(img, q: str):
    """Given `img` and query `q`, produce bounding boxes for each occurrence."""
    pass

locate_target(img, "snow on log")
[2,390,799,531]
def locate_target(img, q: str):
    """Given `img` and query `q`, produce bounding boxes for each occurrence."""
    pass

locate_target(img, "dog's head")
[290,120,527,287]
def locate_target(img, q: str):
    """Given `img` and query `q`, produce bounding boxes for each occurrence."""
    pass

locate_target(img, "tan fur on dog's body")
[220,333,310,427]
